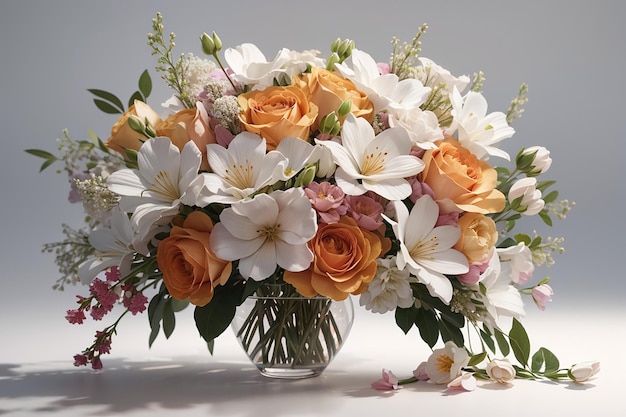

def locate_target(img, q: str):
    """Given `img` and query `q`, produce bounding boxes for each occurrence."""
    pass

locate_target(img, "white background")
[1,1,624,415]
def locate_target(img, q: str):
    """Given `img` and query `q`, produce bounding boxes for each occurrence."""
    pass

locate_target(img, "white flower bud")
[486,358,516,384]
[524,146,552,175]
[569,361,600,382]
[508,177,544,216]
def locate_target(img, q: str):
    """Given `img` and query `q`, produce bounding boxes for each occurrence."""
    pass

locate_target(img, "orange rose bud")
[421,137,505,214]
[105,100,162,154]
[453,212,498,265]
[284,216,387,301]
[155,104,216,171]
[297,67,373,131]
[237,84,318,150]
[157,211,232,307]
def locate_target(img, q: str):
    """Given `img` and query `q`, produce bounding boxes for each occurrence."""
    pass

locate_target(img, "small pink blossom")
[95,331,112,355]
[532,284,554,311]
[305,181,347,224]
[73,354,88,367]
[377,62,391,75]
[345,194,383,231]
[457,260,490,285]
[90,305,108,321]
[412,362,429,381]
[91,356,103,370]
[371,369,400,391]
[89,278,119,311]
[105,266,120,282]
[65,309,86,324]
[122,284,149,315]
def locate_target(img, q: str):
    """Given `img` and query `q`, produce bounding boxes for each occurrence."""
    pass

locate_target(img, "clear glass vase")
[231,284,354,379]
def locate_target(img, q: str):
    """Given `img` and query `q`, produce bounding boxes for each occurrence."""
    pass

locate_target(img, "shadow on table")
[0,357,401,416]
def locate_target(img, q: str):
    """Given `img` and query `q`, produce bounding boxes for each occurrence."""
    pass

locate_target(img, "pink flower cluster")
[65,267,148,324]
[65,267,149,369]
[73,329,114,370]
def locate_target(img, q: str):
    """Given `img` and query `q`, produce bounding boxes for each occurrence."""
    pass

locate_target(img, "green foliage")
[509,318,531,367]
[194,279,247,350]
[395,283,466,348]
[24,149,58,172]
[88,70,152,114]
[148,283,190,347]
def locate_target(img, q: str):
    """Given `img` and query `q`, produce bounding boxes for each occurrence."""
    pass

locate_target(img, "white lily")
[472,250,525,329]
[447,88,515,160]
[194,132,288,205]
[225,43,324,89]
[210,188,317,280]
[384,196,469,303]
[315,113,423,201]
[78,206,135,283]
[335,49,431,115]
[275,137,318,181]
[107,137,202,253]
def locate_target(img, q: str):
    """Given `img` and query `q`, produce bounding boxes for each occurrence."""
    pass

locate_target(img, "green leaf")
[93,98,124,114]
[531,347,560,375]
[494,327,510,356]
[207,339,215,355]
[509,317,531,367]
[128,91,145,108]
[194,282,244,343]
[479,328,496,353]
[414,307,439,347]
[468,351,487,367]
[138,69,152,98]
[25,148,57,160]
[539,211,553,226]
[170,298,190,313]
[147,295,165,347]
[543,190,559,204]
[38,159,57,172]
[87,88,125,113]
[438,317,464,347]
[395,306,417,334]
[162,298,176,339]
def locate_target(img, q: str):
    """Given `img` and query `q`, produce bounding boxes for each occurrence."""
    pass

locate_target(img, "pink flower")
[122,284,149,315]
[89,278,119,311]
[95,331,112,355]
[377,62,391,75]
[105,266,120,282]
[371,369,400,391]
[457,260,489,285]
[345,194,383,231]
[305,181,347,224]
[532,284,554,311]
[412,362,429,381]
[65,309,86,324]
[91,356,103,370]
[73,354,88,367]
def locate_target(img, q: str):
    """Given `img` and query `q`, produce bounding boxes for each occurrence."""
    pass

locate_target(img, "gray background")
[1,0,624,337]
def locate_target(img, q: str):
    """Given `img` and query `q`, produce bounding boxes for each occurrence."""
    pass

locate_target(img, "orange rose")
[453,212,498,264]
[156,104,216,171]
[105,100,162,155]
[297,67,373,130]
[421,137,505,214]
[283,216,388,300]
[157,211,232,307]
[237,84,318,150]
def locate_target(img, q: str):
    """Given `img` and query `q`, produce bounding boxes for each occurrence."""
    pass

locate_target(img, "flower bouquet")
[28,13,598,388]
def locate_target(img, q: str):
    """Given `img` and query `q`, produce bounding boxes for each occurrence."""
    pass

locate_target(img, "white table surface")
[1,301,623,417]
